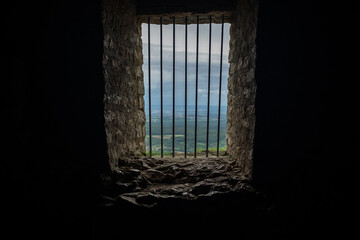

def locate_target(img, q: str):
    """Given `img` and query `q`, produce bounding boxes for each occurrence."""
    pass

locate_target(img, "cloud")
[198,89,227,94]
[141,23,230,107]
[141,23,231,55]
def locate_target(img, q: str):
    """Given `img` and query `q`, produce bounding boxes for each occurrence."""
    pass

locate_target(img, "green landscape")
[145,105,227,156]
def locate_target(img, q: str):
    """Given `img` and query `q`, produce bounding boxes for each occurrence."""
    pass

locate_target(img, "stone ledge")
[101,156,255,208]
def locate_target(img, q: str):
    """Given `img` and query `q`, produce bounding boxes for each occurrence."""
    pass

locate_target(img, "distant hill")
[145,104,227,115]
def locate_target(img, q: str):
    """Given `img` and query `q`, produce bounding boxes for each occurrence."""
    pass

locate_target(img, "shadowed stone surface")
[101,157,255,208]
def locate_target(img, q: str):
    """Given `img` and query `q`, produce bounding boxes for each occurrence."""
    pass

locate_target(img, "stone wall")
[102,0,258,174]
[227,0,258,177]
[102,0,146,169]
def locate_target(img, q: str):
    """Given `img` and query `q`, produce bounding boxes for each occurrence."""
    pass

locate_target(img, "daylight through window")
[141,16,230,158]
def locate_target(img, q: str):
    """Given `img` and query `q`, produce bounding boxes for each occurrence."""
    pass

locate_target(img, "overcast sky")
[141,23,231,113]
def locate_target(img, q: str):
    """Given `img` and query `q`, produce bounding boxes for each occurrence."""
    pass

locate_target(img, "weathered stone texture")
[101,156,254,208]
[138,12,232,25]
[102,0,146,169]
[102,0,258,174]
[227,0,258,177]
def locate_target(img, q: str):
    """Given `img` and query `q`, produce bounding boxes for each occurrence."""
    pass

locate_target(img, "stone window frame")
[102,0,258,179]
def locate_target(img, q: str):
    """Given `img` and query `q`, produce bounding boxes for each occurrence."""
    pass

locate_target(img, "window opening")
[142,15,229,158]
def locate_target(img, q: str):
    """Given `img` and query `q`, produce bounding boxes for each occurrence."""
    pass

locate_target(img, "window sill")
[101,156,254,208]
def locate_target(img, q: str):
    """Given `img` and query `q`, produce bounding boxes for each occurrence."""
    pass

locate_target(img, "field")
[145,105,227,155]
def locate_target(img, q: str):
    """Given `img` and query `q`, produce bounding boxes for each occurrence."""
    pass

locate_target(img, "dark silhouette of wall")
[6,0,354,239]
[253,0,355,238]
[6,0,107,238]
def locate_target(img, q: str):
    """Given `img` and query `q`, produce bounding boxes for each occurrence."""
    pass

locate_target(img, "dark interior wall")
[253,0,355,237]
[136,0,235,15]
[6,0,107,238]
[6,0,355,238]
[254,0,331,186]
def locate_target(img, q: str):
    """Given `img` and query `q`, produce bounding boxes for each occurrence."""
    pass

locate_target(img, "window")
[102,0,258,177]
[141,16,230,158]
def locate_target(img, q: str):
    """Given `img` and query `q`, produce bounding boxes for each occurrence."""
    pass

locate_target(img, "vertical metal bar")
[217,15,224,157]
[148,17,152,157]
[160,17,163,158]
[184,16,188,158]
[194,16,199,158]
[206,16,212,157]
[172,17,175,158]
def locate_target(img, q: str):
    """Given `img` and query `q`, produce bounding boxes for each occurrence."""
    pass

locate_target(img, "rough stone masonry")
[227,0,258,177]
[102,0,146,169]
[102,0,258,177]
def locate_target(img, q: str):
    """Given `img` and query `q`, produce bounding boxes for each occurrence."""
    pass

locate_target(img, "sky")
[141,22,231,114]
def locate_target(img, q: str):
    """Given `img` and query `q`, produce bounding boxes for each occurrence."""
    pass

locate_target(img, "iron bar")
[217,15,224,157]
[194,16,199,158]
[148,17,152,157]
[184,16,188,158]
[172,17,175,158]
[146,15,226,159]
[160,17,163,158]
[206,16,212,157]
